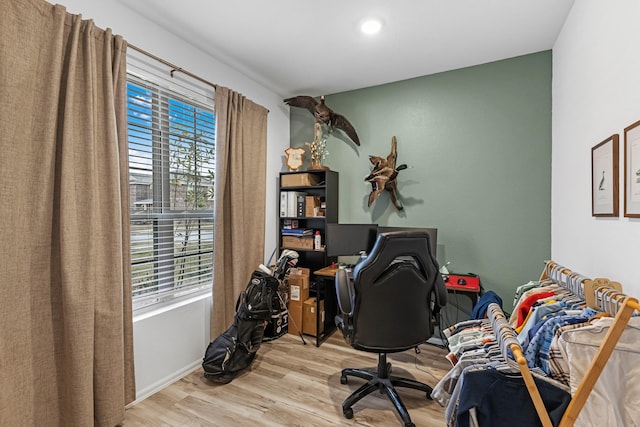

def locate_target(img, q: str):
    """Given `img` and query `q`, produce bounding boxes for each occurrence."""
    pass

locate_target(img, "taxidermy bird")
[365,136,407,210]
[284,95,360,146]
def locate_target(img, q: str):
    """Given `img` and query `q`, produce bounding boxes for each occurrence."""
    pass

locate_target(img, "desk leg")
[437,290,480,337]
[445,289,479,309]
[312,275,338,347]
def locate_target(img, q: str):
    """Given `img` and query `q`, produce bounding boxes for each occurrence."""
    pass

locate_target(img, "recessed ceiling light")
[360,18,383,35]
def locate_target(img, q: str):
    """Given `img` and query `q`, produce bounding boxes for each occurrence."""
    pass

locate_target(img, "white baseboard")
[128,359,202,406]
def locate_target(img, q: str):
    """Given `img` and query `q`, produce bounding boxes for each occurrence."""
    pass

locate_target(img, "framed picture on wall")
[591,134,619,217]
[624,119,640,217]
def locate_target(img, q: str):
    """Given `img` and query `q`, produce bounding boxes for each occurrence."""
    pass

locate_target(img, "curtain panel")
[212,86,268,338]
[0,2,135,425]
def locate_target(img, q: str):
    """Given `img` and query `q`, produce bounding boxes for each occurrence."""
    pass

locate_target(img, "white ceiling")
[117,0,575,97]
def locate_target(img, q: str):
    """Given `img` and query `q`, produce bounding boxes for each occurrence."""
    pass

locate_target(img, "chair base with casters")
[340,352,433,427]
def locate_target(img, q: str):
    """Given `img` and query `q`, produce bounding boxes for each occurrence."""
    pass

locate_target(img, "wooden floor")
[123,332,452,427]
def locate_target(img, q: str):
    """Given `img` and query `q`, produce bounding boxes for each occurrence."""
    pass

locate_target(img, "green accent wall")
[289,51,551,308]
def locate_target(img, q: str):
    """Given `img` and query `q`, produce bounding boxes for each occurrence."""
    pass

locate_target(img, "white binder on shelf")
[287,191,306,217]
[279,191,288,217]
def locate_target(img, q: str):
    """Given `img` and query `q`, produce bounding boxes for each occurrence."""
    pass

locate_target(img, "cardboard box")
[282,235,314,250]
[290,267,311,277]
[287,267,310,336]
[305,196,321,217]
[302,297,325,337]
[288,268,310,303]
[281,173,321,188]
[288,276,310,303]
[287,301,304,335]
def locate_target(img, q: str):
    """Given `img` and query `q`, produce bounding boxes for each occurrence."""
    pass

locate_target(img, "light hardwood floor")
[123,332,451,426]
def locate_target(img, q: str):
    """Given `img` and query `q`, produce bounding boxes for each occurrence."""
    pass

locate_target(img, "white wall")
[132,294,211,402]
[552,0,640,295]
[51,0,289,400]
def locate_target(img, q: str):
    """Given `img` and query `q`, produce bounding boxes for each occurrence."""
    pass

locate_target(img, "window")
[127,52,215,309]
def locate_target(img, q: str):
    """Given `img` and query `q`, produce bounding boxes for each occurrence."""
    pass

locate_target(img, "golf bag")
[202,250,299,383]
[202,270,280,383]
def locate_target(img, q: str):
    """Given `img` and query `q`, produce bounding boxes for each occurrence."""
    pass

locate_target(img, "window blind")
[127,51,215,309]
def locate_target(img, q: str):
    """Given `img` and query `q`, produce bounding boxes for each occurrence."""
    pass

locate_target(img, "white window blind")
[127,50,215,309]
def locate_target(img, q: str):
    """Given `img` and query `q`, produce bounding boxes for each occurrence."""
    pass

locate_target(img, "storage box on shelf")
[281,172,322,188]
[305,195,321,217]
[282,235,314,250]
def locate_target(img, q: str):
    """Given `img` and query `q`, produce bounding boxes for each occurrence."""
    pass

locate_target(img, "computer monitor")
[325,223,378,258]
[376,226,438,257]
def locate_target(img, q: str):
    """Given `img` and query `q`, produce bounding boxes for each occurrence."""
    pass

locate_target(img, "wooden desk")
[317,268,480,304]
[444,274,481,307]
[314,267,482,346]
[314,265,340,277]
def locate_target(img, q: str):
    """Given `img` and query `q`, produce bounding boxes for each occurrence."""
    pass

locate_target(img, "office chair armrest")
[335,268,355,316]
[433,271,448,309]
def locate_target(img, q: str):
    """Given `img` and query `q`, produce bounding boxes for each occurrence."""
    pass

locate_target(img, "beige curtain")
[211,86,269,337]
[0,2,135,426]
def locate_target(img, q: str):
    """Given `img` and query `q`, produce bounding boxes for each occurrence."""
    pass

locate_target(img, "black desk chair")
[335,231,447,427]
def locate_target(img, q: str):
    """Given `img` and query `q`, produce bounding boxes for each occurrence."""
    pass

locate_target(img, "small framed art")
[624,119,640,217]
[591,134,619,217]
[284,146,306,171]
